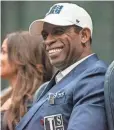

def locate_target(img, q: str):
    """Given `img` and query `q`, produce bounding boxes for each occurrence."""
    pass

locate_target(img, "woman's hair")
[1,31,53,130]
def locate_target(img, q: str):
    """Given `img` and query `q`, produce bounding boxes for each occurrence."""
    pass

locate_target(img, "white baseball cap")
[29,3,93,36]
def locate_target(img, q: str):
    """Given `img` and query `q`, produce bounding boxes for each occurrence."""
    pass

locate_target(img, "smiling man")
[41,23,88,70]
[16,3,108,130]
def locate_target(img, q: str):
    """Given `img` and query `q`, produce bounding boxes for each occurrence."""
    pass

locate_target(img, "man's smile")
[48,48,63,57]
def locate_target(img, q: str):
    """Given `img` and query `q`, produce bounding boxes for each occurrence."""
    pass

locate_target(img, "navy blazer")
[16,54,108,130]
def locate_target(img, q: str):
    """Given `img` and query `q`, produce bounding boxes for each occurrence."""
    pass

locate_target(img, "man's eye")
[41,31,48,40]
[52,28,65,35]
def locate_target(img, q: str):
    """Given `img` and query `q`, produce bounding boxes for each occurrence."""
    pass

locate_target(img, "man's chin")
[51,62,67,70]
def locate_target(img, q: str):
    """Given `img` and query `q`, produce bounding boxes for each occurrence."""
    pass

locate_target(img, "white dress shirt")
[55,53,95,83]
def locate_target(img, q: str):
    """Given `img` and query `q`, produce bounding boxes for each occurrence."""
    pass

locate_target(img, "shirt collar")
[55,53,95,83]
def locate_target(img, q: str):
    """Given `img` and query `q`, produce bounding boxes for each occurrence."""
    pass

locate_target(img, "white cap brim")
[29,14,74,36]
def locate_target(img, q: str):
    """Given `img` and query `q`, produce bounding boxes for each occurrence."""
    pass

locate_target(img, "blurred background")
[1,1,114,90]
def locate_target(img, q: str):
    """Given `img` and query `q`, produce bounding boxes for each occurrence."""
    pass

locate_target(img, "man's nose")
[44,33,56,47]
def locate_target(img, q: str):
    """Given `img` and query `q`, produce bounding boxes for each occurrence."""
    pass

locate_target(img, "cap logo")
[46,5,63,16]
[76,19,80,23]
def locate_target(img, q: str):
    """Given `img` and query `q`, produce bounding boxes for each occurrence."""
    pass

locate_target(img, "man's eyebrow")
[53,26,67,30]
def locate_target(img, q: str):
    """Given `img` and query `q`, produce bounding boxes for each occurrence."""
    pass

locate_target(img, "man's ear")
[80,28,91,44]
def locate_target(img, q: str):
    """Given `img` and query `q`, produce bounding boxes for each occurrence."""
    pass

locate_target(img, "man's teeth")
[49,49,62,54]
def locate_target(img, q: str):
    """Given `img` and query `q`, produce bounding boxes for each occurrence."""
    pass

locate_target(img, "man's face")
[42,23,84,70]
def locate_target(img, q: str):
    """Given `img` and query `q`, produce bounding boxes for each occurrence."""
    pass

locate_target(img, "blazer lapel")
[36,71,58,102]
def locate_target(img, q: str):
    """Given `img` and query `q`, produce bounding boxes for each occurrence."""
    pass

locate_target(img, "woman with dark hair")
[0,31,53,130]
